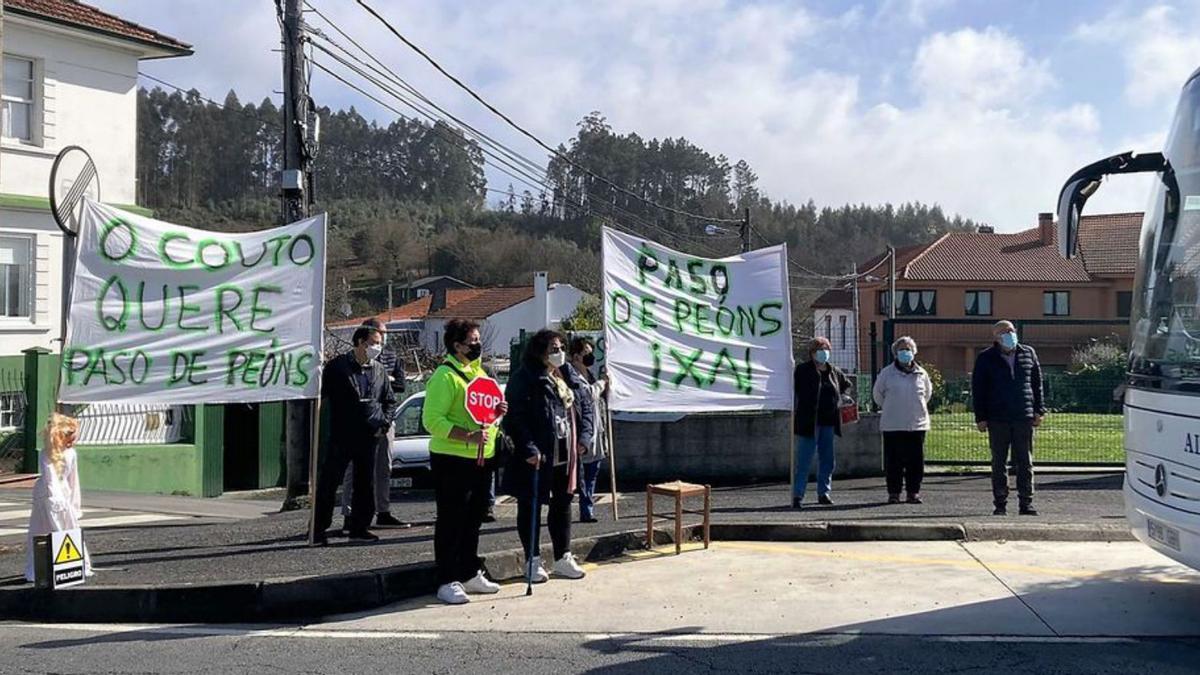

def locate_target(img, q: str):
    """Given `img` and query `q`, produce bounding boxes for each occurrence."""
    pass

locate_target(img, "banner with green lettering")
[602,226,793,412]
[59,198,326,403]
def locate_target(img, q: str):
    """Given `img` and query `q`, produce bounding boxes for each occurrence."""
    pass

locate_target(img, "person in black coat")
[972,320,1045,516]
[792,337,852,509]
[502,329,587,582]
[312,326,397,545]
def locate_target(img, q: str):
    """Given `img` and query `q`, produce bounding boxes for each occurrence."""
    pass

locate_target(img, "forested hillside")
[137,89,979,321]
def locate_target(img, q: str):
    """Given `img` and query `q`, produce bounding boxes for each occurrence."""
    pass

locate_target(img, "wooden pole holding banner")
[605,402,618,520]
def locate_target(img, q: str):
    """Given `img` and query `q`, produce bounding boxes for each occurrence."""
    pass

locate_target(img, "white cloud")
[913,27,1054,108]
[101,0,1137,231]
[1076,3,1200,108]
[876,0,955,27]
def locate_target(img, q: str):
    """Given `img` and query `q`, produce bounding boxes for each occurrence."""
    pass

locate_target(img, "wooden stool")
[646,481,711,554]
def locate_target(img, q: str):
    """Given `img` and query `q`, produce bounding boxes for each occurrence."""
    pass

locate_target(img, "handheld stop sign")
[464,376,503,467]
[464,376,504,426]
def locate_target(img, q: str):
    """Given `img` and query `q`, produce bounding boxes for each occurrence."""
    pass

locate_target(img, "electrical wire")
[349,0,744,225]
[309,57,733,257]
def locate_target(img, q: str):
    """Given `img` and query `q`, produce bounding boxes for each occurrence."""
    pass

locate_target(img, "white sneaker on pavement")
[436,582,470,605]
[462,570,501,595]
[552,552,586,579]
[527,556,550,584]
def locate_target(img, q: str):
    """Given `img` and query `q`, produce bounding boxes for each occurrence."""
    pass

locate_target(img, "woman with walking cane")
[503,329,588,588]
[424,319,508,605]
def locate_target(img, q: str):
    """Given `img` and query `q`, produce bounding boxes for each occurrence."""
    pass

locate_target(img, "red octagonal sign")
[464,376,504,426]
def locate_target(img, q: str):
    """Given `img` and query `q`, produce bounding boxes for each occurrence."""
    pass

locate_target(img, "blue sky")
[101,0,1200,229]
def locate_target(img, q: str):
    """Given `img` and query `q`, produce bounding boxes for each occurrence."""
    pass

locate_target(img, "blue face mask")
[896,349,914,365]
[999,332,1019,350]
[814,349,831,365]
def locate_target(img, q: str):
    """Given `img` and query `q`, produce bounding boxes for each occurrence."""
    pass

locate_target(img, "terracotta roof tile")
[331,289,486,327]
[428,287,534,320]
[902,228,1092,282]
[1076,212,1143,276]
[6,0,191,53]
[855,212,1142,285]
[812,288,853,309]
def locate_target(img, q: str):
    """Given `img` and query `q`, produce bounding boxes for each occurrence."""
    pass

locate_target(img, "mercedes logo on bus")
[1155,464,1168,498]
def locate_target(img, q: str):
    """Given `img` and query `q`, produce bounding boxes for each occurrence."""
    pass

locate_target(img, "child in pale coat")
[24,413,91,582]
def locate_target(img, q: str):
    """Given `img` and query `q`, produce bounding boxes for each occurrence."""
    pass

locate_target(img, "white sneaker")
[526,556,550,584]
[462,570,500,595]
[436,582,470,605]
[552,552,586,579]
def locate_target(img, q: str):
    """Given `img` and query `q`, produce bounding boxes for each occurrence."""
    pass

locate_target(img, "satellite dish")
[48,146,100,237]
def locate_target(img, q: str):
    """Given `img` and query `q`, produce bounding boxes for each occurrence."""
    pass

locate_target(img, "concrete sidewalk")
[0,473,1129,622]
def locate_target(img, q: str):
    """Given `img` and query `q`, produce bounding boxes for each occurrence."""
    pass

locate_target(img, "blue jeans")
[579,460,603,520]
[793,427,835,501]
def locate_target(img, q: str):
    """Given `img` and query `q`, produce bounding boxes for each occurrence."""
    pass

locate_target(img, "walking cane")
[525,455,541,597]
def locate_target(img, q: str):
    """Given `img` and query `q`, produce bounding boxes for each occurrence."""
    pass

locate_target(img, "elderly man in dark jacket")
[972,320,1046,516]
[312,326,398,545]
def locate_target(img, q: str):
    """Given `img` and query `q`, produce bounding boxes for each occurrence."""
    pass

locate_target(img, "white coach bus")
[1058,67,1200,570]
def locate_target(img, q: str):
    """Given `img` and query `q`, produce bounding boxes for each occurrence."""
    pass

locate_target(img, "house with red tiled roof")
[332,272,587,361]
[817,212,1143,375]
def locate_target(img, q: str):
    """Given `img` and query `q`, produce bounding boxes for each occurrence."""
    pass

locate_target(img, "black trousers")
[883,431,926,496]
[517,464,573,562]
[988,421,1035,507]
[314,436,376,534]
[432,453,493,586]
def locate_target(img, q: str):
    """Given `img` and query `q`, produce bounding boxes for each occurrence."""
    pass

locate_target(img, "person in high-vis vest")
[423,318,508,605]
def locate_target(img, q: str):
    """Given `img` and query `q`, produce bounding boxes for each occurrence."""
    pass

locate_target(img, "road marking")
[934,636,1138,644]
[0,508,31,520]
[717,541,1099,579]
[584,632,776,643]
[11,623,442,640]
[0,514,187,537]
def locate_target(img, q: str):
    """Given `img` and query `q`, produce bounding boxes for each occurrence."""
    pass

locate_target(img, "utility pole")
[280,0,314,513]
[741,207,751,253]
[387,280,394,319]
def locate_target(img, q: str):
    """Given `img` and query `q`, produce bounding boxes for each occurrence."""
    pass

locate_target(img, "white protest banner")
[59,198,326,404]
[602,226,793,412]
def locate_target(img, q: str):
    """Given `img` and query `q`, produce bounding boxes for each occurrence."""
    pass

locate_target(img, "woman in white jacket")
[873,337,932,504]
[25,412,91,582]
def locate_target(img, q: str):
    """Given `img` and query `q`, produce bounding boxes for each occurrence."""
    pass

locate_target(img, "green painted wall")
[21,349,57,473]
[258,402,284,488]
[76,443,203,495]
[0,193,152,216]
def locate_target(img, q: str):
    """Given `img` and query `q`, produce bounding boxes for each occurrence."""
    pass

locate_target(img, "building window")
[1117,291,1132,318]
[0,237,32,318]
[824,314,832,338]
[2,57,35,142]
[1043,291,1070,316]
[416,288,431,298]
[965,290,992,316]
[838,315,847,350]
[878,290,936,316]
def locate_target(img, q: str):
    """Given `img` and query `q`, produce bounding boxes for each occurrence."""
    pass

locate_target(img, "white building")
[811,286,859,374]
[0,0,190,357]
[334,272,588,366]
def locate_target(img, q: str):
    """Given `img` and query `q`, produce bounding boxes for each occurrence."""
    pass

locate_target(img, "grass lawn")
[925,412,1124,465]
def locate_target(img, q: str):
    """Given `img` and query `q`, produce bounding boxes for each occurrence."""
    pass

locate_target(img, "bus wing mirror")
[1055,151,1168,259]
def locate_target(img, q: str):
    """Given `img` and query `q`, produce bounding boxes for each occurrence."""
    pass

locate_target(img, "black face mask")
[464,343,483,361]
[582,353,596,368]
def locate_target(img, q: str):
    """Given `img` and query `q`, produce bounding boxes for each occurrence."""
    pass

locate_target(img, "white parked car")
[390,392,432,488]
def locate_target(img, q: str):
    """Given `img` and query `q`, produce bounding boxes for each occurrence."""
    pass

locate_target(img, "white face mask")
[548,351,566,368]
[366,344,383,361]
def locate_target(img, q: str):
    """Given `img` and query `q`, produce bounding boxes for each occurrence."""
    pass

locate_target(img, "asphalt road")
[3,540,1197,674]
[0,626,1197,674]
